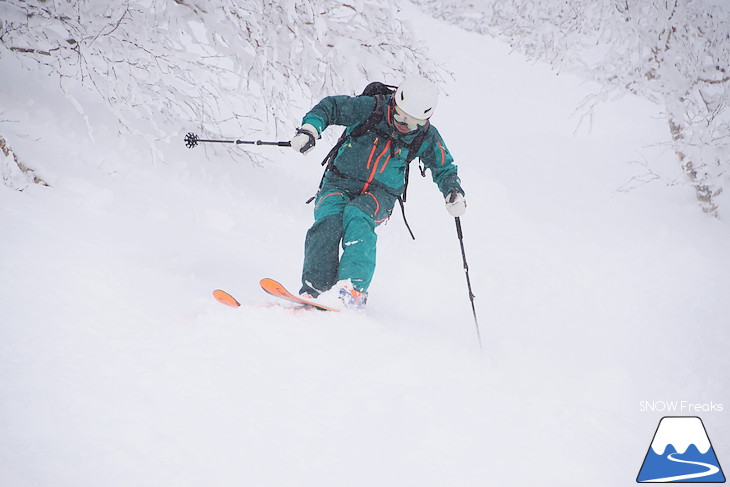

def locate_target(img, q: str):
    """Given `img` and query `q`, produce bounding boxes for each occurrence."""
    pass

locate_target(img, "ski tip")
[259,277,279,288]
[213,289,240,308]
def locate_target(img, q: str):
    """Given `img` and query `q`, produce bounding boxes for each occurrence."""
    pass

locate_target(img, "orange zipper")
[437,141,446,165]
[379,148,400,173]
[366,137,379,170]
[363,139,391,193]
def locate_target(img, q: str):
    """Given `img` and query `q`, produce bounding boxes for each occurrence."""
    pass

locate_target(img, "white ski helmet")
[393,76,438,119]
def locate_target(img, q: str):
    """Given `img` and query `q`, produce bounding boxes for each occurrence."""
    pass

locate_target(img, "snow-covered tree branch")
[0,134,48,190]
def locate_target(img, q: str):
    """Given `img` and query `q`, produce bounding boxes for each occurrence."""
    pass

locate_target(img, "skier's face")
[392,105,427,134]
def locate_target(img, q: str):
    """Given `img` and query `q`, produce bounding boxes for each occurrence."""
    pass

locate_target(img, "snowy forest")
[2,0,729,214]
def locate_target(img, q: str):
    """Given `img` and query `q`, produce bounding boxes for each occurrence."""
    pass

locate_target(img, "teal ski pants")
[300,181,397,296]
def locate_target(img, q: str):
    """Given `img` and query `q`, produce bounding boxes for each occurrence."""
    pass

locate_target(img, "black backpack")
[311,82,429,239]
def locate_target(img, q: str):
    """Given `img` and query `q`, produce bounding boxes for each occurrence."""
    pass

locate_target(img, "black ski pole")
[184,132,291,149]
[455,216,482,350]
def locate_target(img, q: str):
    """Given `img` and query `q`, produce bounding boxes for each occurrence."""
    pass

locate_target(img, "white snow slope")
[1,5,729,487]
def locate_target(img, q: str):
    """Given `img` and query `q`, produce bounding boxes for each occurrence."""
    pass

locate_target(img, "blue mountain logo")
[637,416,725,483]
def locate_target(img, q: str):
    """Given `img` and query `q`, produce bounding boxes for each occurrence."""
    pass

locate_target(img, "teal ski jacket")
[302,94,463,198]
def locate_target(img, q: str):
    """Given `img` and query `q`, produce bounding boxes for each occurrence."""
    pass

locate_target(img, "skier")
[290,76,466,308]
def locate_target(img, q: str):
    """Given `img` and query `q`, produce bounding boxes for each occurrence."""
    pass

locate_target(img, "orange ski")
[213,289,240,307]
[259,278,340,312]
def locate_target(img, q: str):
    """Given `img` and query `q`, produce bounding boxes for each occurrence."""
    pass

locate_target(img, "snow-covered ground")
[2,4,729,487]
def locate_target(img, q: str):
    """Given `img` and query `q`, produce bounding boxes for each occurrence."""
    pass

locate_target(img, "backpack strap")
[400,122,430,203]
[397,196,416,240]
[395,122,430,240]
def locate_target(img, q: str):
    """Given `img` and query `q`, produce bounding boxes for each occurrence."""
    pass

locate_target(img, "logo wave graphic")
[637,417,725,483]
